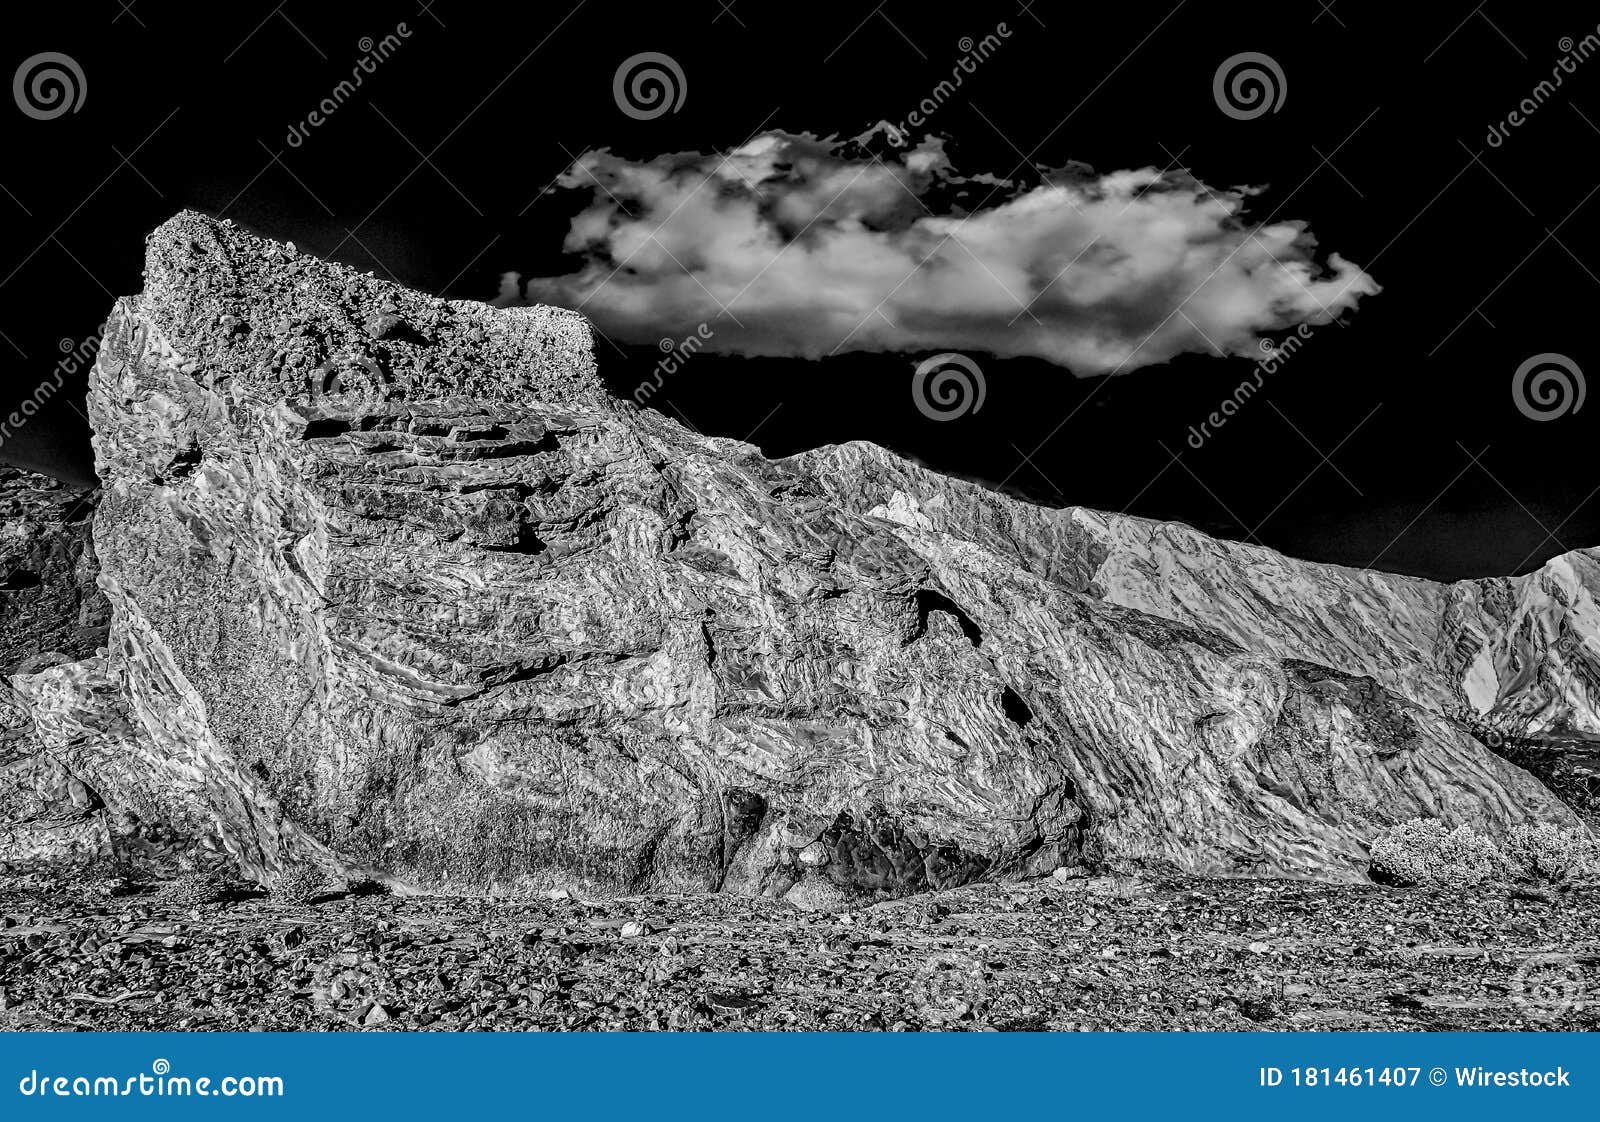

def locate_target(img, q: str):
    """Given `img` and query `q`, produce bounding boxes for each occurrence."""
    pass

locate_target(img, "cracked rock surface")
[0,469,107,676]
[799,444,1600,740]
[0,470,109,865]
[0,212,1584,900]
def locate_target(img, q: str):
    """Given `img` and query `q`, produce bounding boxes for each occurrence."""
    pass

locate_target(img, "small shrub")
[79,855,145,898]
[274,863,330,903]
[159,868,233,907]
[1368,818,1504,886]
[343,875,389,898]
[1503,822,1598,883]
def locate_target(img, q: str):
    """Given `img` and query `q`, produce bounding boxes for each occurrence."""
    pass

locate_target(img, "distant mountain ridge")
[794,441,1600,740]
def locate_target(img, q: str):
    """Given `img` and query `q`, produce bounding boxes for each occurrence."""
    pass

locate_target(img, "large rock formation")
[0,213,1584,897]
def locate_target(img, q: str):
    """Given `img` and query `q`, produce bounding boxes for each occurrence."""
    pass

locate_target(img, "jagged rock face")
[0,685,106,864]
[0,468,109,675]
[0,469,111,861]
[794,445,1600,739]
[3,212,1582,895]
[1450,554,1600,736]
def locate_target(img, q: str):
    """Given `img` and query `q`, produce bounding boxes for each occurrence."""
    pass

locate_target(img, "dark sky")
[2,1,1598,580]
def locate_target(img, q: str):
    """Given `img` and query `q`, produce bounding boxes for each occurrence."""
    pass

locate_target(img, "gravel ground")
[1,868,1595,1032]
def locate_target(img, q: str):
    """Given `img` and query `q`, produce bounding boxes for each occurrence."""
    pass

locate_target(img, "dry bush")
[1502,822,1598,883]
[273,863,330,903]
[1368,818,1504,886]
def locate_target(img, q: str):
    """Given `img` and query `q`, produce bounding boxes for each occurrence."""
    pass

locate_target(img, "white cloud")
[499,129,1379,375]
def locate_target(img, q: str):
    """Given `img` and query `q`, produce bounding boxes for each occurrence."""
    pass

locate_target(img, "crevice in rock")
[912,588,983,646]
[814,808,990,894]
[1000,685,1034,727]
[441,435,559,460]
[450,424,509,442]
[632,823,669,892]
[302,418,354,439]
[155,440,203,484]
[438,654,602,706]
[717,787,767,889]
[482,527,547,555]
[372,321,432,347]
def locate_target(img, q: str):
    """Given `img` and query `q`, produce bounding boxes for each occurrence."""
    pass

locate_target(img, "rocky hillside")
[797,445,1600,740]
[0,213,1584,899]
[0,468,107,676]
[0,470,110,864]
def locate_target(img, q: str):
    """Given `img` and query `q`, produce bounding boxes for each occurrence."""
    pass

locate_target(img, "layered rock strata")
[0,213,1582,896]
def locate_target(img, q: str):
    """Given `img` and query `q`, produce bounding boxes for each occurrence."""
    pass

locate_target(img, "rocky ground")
[1,866,1594,1032]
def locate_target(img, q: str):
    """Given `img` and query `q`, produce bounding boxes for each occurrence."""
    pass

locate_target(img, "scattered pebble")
[0,864,1592,1032]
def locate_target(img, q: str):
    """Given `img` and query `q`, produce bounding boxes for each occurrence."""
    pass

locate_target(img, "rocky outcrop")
[0,213,1583,896]
[0,468,108,675]
[0,684,106,864]
[796,444,1600,739]
[0,469,110,862]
